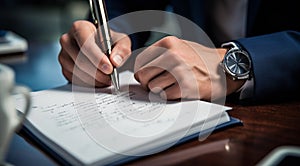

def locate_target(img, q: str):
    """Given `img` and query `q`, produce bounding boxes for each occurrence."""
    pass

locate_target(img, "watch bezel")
[221,42,252,80]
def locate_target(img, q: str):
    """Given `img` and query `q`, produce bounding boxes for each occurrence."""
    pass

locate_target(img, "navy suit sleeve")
[237,31,300,102]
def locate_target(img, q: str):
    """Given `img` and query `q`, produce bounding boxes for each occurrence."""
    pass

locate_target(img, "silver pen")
[89,0,120,91]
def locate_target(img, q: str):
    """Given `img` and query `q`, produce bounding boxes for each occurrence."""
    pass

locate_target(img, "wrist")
[217,48,227,60]
[226,76,246,95]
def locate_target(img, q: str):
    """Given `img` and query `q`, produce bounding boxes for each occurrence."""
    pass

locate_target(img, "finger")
[60,63,73,83]
[58,48,75,81]
[59,39,111,86]
[62,69,89,87]
[135,66,165,89]
[70,20,113,74]
[148,71,176,94]
[160,83,181,100]
[152,36,180,48]
[110,32,132,67]
[63,69,108,87]
[135,51,178,84]
[72,65,110,87]
[59,49,111,86]
[135,36,181,70]
[60,33,80,60]
[73,51,111,85]
[134,45,167,71]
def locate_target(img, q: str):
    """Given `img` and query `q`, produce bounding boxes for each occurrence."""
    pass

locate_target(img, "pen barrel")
[99,38,112,57]
[90,0,120,90]
[92,0,113,56]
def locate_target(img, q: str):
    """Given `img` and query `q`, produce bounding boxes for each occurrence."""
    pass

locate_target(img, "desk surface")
[128,101,300,165]
[3,41,300,165]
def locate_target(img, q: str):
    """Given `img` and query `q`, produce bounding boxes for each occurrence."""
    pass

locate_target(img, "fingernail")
[152,87,163,94]
[101,64,110,74]
[160,91,167,99]
[113,54,123,66]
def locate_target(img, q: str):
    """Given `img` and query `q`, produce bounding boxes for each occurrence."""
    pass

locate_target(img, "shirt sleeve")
[238,78,254,100]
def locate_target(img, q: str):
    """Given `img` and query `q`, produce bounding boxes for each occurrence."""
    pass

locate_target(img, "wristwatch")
[220,41,252,80]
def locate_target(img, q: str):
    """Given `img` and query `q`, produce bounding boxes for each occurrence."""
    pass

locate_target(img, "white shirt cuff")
[237,78,254,100]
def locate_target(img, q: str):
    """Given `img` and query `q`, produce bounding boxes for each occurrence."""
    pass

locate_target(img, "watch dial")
[226,51,250,76]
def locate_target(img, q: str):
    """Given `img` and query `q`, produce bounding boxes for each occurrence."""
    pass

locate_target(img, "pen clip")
[89,0,112,53]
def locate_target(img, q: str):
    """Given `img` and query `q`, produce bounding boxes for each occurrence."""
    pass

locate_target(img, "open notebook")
[15,71,241,165]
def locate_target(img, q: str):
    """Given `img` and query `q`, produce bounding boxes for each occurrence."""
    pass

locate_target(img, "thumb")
[110,33,132,67]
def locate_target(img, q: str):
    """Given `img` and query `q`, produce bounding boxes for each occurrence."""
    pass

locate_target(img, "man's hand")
[58,20,131,87]
[134,36,245,101]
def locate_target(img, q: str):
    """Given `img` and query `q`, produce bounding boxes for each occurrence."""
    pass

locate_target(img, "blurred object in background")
[0,30,28,64]
[0,0,89,42]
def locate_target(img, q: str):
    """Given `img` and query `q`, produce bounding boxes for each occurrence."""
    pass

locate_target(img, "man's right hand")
[58,20,131,87]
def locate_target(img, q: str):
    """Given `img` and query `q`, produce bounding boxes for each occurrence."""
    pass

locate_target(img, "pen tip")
[111,68,120,93]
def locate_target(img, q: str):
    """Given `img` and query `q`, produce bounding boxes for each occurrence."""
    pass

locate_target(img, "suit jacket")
[105,0,300,102]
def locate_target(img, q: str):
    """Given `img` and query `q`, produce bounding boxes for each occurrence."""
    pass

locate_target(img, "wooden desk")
[128,100,300,165]
[4,41,300,165]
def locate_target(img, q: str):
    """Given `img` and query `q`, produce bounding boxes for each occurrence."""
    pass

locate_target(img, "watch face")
[224,50,251,79]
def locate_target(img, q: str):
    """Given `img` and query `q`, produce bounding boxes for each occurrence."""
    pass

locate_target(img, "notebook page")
[15,71,230,165]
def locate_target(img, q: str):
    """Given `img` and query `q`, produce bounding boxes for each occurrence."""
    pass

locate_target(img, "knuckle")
[161,36,179,45]
[71,20,83,31]
[59,34,69,46]
[115,44,131,56]
[123,46,132,56]
[71,20,94,34]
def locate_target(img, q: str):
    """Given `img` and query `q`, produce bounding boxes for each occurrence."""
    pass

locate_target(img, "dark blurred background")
[1,2,90,165]
[0,0,90,91]
[0,0,176,90]
[0,0,89,42]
